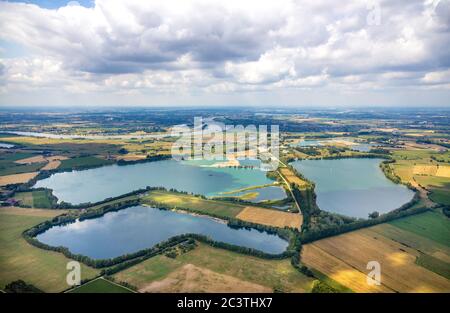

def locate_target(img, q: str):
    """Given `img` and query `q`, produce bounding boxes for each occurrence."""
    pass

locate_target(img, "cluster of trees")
[379,160,402,184]
[369,148,391,155]
[311,281,338,293]
[300,201,426,244]
[187,233,293,260]
[116,154,170,166]
[443,206,450,218]
[295,147,321,156]
[55,186,167,209]
[4,280,43,293]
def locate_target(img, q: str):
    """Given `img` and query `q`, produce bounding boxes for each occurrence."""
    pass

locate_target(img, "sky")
[0,0,449,107]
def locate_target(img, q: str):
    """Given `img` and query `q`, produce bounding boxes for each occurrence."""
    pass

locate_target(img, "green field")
[416,253,450,280]
[0,152,35,162]
[68,278,134,293]
[388,211,450,247]
[392,149,439,160]
[0,152,38,176]
[114,242,314,293]
[142,190,245,218]
[370,222,450,257]
[429,186,450,205]
[14,190,54,208]
[0,162,44,176]
[308,268,353,293]
[13,191,34,206]
[59,156,113,171]
[0,207,99,292]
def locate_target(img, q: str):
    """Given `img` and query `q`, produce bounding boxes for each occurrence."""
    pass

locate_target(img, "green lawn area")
[0,153,42,176]
[429,186,450,205]
[416,253,450,280]
[14,190,54,208]
[68,278,133,293]
[415,175,449,188]
[392,149,437,160]
[89,194,140,210]
[0,162,44,176]
[114,242,314,293]
[143,190,245,218]
[388,211,450,247]
[0,152,35,162]
[0,207,99,292]
[32,190,54,208]
[59,156,113,171]
[371,223,450,257]
[13,191,34,207]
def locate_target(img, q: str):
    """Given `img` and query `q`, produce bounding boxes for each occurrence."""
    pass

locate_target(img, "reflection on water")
[34,159,276,205]
[36,205,289,259]
[291,158,414,218]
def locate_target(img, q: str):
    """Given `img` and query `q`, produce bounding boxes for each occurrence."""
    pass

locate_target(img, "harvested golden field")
[301,225,450,293]
[15,155,47,164]
[15,155,67,170]
[139,264,271,293]
[0,172,39,186]
[46,155,69,162]
[413,165,438,176]
[115,243,314,293]
[412,165,450,178]
[302,244,391,293]
[236,206,302,229]
[41,160,61,170]
[116,154,147,161]
[436,166,450,178]
[280,167,308,187]
[0,207,99,292]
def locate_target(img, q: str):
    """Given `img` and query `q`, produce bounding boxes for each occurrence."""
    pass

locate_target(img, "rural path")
[277,169,301,212]
[268,153,301,212]
[411,178,435,208]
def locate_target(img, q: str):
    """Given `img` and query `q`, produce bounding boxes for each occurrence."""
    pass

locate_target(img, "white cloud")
[0,0,449,106]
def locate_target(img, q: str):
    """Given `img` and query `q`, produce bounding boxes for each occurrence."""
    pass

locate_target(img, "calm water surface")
[0,142,15,148]
[34,159,275,205]
[290,158,414,218]
[36,205,288,259]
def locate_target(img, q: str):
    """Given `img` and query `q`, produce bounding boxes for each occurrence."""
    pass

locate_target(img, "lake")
[33,159,276,205]
[36,205,288,259]
[297,140,321,147]
[352,143,373,152]
[0,142,15,148]
[225,185,287,203]
[290,158,414,218]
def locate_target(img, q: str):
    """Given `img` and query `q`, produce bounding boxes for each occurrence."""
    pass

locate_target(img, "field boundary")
[65,277,136,293]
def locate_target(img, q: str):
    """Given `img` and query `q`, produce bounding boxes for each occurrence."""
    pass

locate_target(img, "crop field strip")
[143,190,244,218]
[389,148,450,206]
[236,206,302,229]
[0,207,99,292]
[67,277,134,293]
[144,190,301,228]
[301,213,450,293]
[0,172,39,186]
[114,242,314,293]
